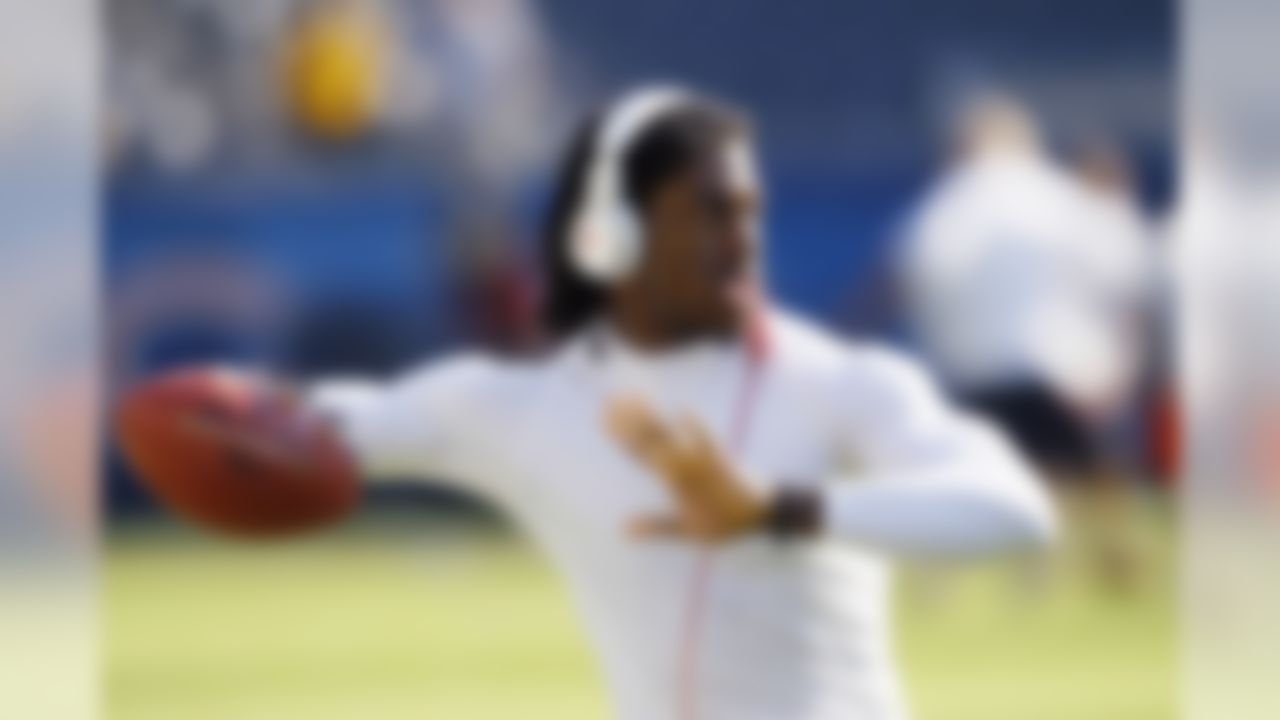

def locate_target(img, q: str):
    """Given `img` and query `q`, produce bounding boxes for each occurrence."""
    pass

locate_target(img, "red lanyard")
[677,320,768,720]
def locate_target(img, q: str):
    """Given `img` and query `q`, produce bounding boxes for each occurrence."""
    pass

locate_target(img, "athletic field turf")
[106,500,1174,719]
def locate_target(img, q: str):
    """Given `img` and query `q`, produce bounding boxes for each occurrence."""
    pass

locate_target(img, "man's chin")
[707,306,755,341]
[674,310,739,343]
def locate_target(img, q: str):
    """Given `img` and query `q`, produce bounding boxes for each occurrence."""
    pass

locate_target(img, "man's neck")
[607,298,742,354]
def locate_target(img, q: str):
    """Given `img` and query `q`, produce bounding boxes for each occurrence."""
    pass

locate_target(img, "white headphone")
[569,86,693,284]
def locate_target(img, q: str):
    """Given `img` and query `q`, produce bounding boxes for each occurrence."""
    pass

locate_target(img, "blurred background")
[104,1,1175,718]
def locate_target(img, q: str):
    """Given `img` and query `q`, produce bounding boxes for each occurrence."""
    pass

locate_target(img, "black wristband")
[765,485,823,539]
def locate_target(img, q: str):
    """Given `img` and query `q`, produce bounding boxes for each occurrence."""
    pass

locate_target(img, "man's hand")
[605,395,767,543]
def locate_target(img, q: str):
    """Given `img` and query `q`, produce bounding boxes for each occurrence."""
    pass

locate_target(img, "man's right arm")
[306,353,500,496]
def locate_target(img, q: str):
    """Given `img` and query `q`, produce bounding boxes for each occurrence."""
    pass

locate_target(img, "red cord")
[677,552,716,720]
[676,320,768,720]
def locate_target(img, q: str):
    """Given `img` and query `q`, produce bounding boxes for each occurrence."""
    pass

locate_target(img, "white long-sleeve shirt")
[310,308,1054,720]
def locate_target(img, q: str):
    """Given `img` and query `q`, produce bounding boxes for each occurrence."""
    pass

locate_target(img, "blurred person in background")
[899,94,1151,481]
[897,94,1154,590]
[1065,138,1159,590]
[195,86,1056,720]
[1069,139,1159,469]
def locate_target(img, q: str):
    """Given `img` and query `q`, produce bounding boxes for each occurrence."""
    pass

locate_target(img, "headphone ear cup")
[609,205,642,278]
[570,204,642,283]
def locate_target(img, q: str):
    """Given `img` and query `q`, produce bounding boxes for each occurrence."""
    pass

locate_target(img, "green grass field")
[106,500,1175,719]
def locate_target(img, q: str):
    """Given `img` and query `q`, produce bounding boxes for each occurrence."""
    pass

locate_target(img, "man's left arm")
[605,349,1057,558]
[793,349,1057,557]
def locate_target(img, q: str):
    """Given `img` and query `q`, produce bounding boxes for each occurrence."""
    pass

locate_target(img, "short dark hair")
[540,97,749,338]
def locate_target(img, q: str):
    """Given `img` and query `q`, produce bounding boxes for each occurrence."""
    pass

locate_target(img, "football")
[116,367,360,536]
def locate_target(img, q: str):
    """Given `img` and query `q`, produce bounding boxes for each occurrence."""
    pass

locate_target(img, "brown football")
[115,366,360,536]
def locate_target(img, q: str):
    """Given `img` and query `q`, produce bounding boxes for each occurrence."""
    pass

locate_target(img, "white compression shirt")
[310,308,1055,720]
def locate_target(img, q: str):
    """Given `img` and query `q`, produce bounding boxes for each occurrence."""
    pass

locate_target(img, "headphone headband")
[570,86,692,284]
